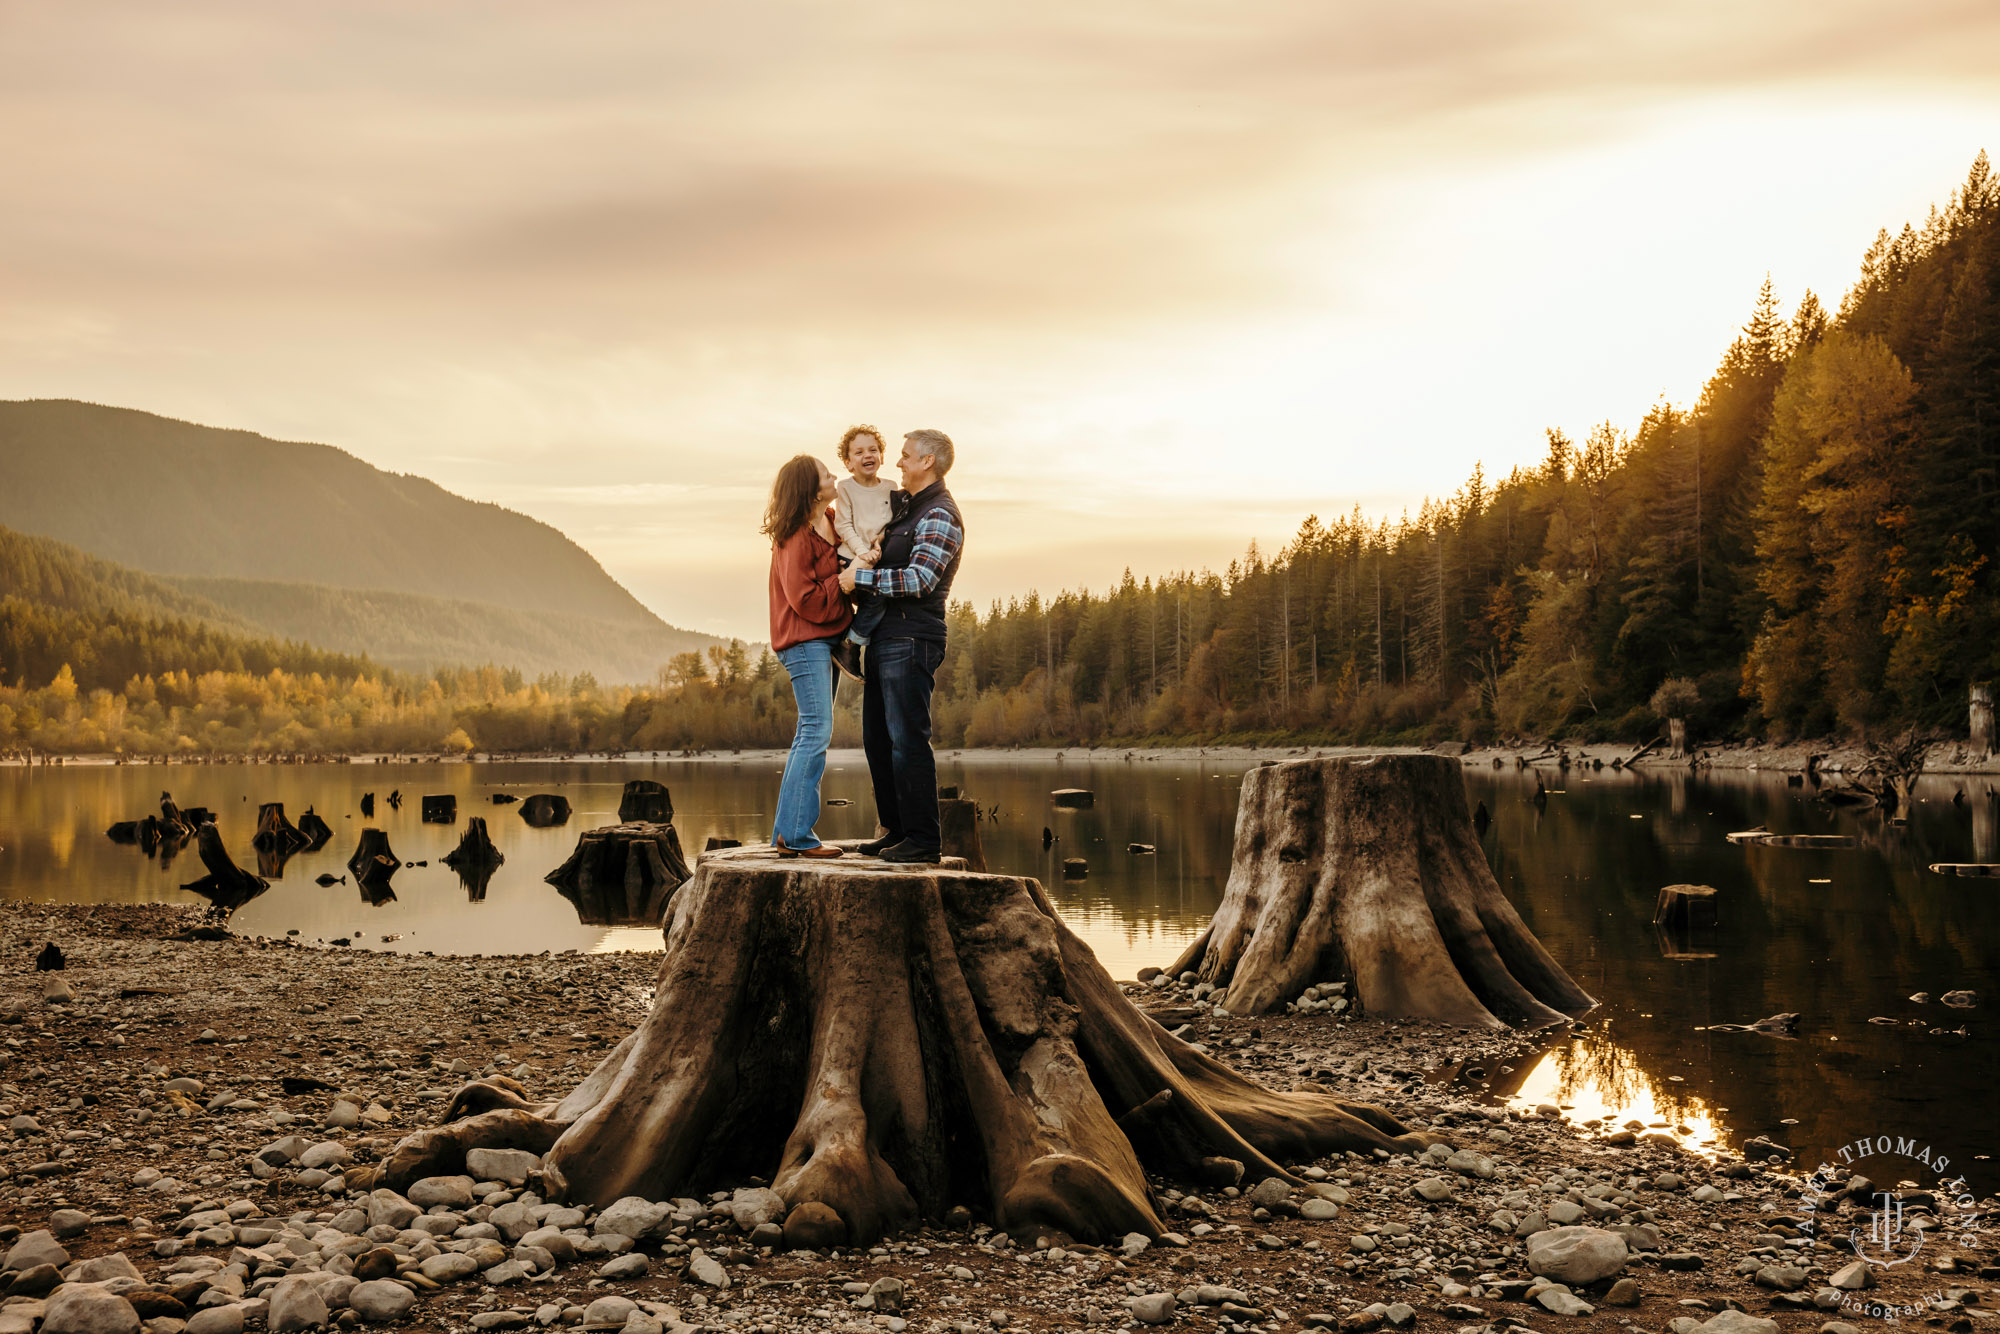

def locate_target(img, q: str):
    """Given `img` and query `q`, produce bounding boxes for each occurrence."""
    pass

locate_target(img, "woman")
[764,454,866,858]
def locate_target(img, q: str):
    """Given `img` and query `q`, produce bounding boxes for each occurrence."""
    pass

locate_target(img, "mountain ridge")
[0,399,723,681]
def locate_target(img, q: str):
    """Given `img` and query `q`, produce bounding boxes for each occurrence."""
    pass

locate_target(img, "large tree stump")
[617,779,673,823]
[358,849,1437,1245]
[545,822,689,926]
[1167,755,1594,1029]
[180,825,269,911]
[253,802,311,853]
[297,807,334,851]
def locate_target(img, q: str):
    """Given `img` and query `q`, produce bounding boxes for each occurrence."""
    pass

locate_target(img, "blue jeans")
[861,636,946,852]
[774,637,838,850]
[847,590,886,644]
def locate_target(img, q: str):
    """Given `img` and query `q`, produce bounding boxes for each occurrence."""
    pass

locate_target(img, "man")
[840,429,964,864]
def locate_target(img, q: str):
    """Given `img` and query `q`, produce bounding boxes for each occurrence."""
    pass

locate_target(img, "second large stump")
[1168,754,1594,1028]
[360,848,1434,1246]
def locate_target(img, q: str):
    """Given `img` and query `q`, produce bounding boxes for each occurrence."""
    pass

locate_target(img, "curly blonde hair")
[836,424,886,464]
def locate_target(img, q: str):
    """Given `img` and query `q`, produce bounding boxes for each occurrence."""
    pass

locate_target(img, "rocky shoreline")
[4,902,1995,1334]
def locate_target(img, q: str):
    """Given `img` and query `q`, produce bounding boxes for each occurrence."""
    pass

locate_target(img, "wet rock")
[40,1286,141,1334]
[348,1279,415,1324]
[1526,1226,1628,1284]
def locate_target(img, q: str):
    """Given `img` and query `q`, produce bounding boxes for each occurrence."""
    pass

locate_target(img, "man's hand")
[839,565,859,593]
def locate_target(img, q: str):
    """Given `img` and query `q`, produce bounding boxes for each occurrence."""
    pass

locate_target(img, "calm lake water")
[3,753,1996,1191]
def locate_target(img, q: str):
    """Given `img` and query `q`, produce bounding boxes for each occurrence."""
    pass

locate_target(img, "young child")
[833,425,895,675]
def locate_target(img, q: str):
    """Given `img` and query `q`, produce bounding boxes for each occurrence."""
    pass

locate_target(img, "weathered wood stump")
[443,817,505,901]
[180,825,270,911]
[358,849,1436,1243]
[1167,755,1594,1028]
[1653,884,1718,928]
[348,828,401,886]
[618,779,673,823]
[253,803,312,853]
[519,794,572,827]
[297,807,334,851]
[546,821,690,926]
[422,794,458,824]
[361,792,375,817]
[939,797,987,873]
[1051,789,1094,809]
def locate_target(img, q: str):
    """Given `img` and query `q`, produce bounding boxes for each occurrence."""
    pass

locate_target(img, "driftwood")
[348,828,402,886]
[939,797,987,873]
[1626,737,1664,766]
[356,848,1439,1244]
[1167,755,1594,1028]
[518,794,572,828]
[546,821,690,926]
[180,825,270,911]
[617,779,673,823]
[1846,731,1930,822]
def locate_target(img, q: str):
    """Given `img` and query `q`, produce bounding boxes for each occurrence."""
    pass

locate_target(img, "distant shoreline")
[7,738,1998,775]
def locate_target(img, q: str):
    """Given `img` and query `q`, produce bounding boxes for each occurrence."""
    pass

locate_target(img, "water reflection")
[1,752,1996,1189]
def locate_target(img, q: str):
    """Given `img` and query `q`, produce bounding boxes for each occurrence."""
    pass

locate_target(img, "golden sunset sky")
[4,2,1998,641]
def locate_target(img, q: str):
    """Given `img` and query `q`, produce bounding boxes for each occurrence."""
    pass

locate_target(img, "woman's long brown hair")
[761,454,824,546]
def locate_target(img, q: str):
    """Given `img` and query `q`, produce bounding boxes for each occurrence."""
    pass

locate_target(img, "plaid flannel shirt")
[857,508,964,598]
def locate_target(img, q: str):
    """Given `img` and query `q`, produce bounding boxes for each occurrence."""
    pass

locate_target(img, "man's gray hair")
[905,428,954,477]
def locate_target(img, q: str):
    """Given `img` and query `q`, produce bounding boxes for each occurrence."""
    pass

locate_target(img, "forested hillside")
[890,153,1996,748]
[0,400,721,681]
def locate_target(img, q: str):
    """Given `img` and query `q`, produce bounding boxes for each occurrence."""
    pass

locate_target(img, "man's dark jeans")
[862,636,946,852]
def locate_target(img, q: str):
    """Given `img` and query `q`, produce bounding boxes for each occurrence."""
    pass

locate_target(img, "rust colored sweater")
[768,511,853,651]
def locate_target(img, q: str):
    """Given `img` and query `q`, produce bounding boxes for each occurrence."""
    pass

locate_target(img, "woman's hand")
[856,543,880,567]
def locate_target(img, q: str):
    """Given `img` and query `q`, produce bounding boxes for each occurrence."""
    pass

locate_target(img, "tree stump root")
[359,847,1438,1245]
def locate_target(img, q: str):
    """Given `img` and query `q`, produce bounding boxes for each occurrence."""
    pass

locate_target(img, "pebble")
[686,1247,730,1288]
[599,1253,651,1279]
[1130,1293,1176,1325]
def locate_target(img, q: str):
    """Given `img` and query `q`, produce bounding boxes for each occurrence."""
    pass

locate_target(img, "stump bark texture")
[444,817,505,901]
[364,849,1433,1244]
[618,780,673,823]
[518,794,572,827]
[1168,754,1593,1029]
[348,829,401,886]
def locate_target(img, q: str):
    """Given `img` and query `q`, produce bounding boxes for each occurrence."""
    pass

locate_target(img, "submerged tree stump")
[348,828,402,886]
[359,848,1435,1243]
[297,807,334,851]
[939,797,988,873]
[545,822,690,926]
[180,825,270,911]
[253,803,312,853]
[443,817,506,901]
[617,779,673,823]
[1167,755,1594,1029]
[519,794,573,828]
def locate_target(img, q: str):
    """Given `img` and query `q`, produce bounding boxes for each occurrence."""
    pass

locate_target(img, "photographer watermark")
[1797,1134,1983,1320]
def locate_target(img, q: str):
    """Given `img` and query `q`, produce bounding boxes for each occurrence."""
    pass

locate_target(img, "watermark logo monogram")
[1797,1133,1984,1320]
